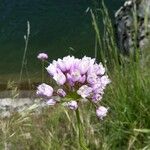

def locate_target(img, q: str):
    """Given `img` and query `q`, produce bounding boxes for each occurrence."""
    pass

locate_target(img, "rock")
[0,90,61,118]
[115,0,150,55]
[0,97,48,118]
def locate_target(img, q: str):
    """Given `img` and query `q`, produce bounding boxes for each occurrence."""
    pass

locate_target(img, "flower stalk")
[42,61,44,82]
[76,108,89,150]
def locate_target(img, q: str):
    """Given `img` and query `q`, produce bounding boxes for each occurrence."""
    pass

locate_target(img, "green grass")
[0,1,150,150]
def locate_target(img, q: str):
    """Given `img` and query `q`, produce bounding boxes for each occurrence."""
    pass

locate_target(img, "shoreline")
[0,97,47,118]
[0,82,40,91]
[0,90,37,98]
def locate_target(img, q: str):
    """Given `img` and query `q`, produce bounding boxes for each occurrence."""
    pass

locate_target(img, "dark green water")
[0,0,124,83]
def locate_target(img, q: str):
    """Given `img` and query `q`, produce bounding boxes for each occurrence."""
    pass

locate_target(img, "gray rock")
[115,0,150,55]
[0,97,48,118]
[0,90,63,118]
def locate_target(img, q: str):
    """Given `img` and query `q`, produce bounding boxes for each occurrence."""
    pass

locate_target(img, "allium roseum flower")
[96,106,108,120]
[46,99,56,105]
[92,94,102,103]
[57,89,66,97]
[37,53,48,61]
[53,71,66,85]
[67,101,78,110]
[77,85,93,99]
[37,83,53,97]
[37,55,111,120]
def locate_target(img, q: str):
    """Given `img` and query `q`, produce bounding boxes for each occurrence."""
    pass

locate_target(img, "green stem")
[75,109,89,150]
[42,61,44,82]
[19,21,30,83]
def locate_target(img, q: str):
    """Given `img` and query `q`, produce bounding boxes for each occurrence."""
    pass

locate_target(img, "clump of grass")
[19,21,31,90]
[88,1,150,149]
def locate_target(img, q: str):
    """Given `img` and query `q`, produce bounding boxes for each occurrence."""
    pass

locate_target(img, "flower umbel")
[37,55,111,120]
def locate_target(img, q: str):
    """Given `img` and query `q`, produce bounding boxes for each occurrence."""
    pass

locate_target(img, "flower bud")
[36,83,53,97]
[96,106,108,120]
[67,101,78,110]
[57,89,66,97]
[46,99,56,105]
[37,53,48,61]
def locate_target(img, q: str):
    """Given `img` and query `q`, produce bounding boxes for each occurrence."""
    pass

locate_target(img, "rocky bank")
[115,0,150,55]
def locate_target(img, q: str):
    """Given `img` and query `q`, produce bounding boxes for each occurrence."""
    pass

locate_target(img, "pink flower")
[67,101,78,110]
[96,106,108,120]
[77,85,93,98]
[91,83,104,95]
[37,55,111,117]
[98,63,105,75]
[53,71,66,85]
[62,55,75,70]
[46,64,57,76]
[78,56,95,74]
[37,53,48,61]
[46,99,56,105]
[36,83,53,97]
[100,75,111,87]
[70,69,81,82]
[57,59,67,72]
[88,63,105,75]
[57,89,66,97]
[87,73,98,85]
[92,94,102,103]
[78,75,86,83]
[66,73,75,86]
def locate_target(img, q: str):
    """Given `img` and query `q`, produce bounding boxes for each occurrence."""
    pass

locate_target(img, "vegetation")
[0,1,150,150]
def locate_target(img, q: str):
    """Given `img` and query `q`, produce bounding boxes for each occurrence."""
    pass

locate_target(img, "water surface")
[0,0,124,83]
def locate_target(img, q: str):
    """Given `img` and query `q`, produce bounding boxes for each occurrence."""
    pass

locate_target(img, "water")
[0,0,124,83]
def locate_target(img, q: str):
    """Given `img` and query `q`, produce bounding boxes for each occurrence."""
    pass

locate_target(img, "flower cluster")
[37,55,110,120]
